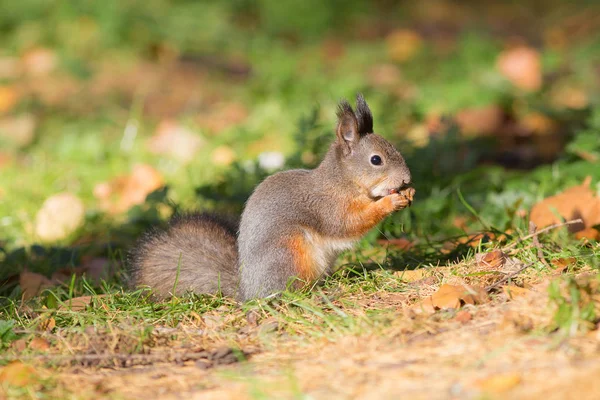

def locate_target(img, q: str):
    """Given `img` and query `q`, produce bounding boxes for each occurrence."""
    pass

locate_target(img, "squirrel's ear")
[355,93,373,135]
[336,99,360,155]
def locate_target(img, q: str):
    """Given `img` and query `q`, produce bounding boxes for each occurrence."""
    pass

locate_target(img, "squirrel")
[129,94,414,301]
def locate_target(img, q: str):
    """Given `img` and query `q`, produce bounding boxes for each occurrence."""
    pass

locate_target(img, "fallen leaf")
[386,29,423,63]
[19,271,55,300]
[10,339,27,352]
[21,48,58,77]
[431,284,488,310]
[147,120,205,163]
[455,105,504,137]
[551,257,576,273]
[378,237,414,250]
[396,269,426,282]
[502,285,531,300]
[475,373,521,393]
[28,337,50,351]
[0,113,37,147]
[550,85,588,110]
[34,193,85,242]
[0,57,21,79]
[196,102,248,134]
[530,177,600,231]
[94,164,164,213]
[320,38,345,63]
[497,46,542,91]
[520,113,558,136]
[455,310,472,323]
[475,250,506,270]
[0,85,19,114]
[575,228,600,241]
[0,152,13,168]
[211,145,236,166]
[38,315,56,332]
[367,64,402,87]
[58,295,108,311]
[0,361,39,387]
[408,297,436,316]
[431,285,461,309]
[258,152,285,171]
[51,258,112,285]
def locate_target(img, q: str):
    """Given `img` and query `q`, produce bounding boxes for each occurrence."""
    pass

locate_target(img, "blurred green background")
[1,0,599,288]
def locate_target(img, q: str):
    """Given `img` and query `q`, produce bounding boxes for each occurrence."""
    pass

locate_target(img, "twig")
[529,221,548,266]
[3,350,219,367]
[485,262,534,292]
[503,219,583,251]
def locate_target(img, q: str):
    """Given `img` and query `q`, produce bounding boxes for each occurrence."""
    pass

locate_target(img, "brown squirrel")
[129,94,414,301]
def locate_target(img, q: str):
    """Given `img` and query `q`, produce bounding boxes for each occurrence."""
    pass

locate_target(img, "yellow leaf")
[0,362,38,388]
[476,373,521,393]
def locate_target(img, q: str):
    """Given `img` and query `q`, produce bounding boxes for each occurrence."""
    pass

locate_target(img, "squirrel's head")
[335,94,412,198]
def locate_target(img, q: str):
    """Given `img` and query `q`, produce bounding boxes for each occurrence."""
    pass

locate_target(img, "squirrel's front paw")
[389,193,411,210]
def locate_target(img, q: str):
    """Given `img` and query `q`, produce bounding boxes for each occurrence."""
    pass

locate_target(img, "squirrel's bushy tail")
[128,213,239,298]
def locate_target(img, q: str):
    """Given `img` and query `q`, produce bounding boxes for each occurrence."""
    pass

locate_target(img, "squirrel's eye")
[370,155,382,166]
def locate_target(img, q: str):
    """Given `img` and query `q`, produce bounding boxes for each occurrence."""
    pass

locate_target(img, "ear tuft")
[336,99,354,121]
[355,93,373,135]
[335,99,359,155]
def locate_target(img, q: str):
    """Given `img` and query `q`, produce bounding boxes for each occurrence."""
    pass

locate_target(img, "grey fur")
[129,95,411,302]
[129,213,239,298]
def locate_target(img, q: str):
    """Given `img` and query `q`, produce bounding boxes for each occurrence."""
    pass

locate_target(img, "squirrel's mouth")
[369,183,415,203]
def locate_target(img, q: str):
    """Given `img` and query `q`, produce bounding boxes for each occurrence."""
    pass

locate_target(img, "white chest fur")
[303,229,357,276]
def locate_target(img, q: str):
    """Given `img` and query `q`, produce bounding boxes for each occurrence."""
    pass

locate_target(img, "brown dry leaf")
[497,46,542,91]
[0,113,37,147]
[408,297,436,316]
[575,228,600,241]
[550,85,588,110]
[475,372,521,394]
[455,105,504,137]
[367,64,403,88]
[0,85,19,114]
[0,361,39,387]
[58,295,108,311]
[502,285,531,300]
[0,152,13,169]
[320,38,345,64]
[386,29,423,63]
[520,113,558,136]
[431,284,488,310]
[94,164,164,214]
[196,102,248,134]
[19,271,55,300]
[35,193,85,242]
[38,315,56,332]
[10,339,27,352]
[396,269,426,283]
[530,177,600,231]
[28,337,51,351]
[147,120,205,163]
[455,310,472,323]
[211,145,237,166]
[475,250,506,270]
[377,237,414,250]
[21,48,58,77]
[551,257,576,273]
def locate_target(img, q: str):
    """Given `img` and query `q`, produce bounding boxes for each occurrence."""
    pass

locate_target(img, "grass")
[1,0,600,398]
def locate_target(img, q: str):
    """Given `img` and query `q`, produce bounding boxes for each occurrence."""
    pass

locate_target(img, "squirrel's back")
[128,213,239,298]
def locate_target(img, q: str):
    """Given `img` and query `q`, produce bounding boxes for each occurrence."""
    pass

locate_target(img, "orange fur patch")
[345,196,394,236]
[286,234,317,282]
